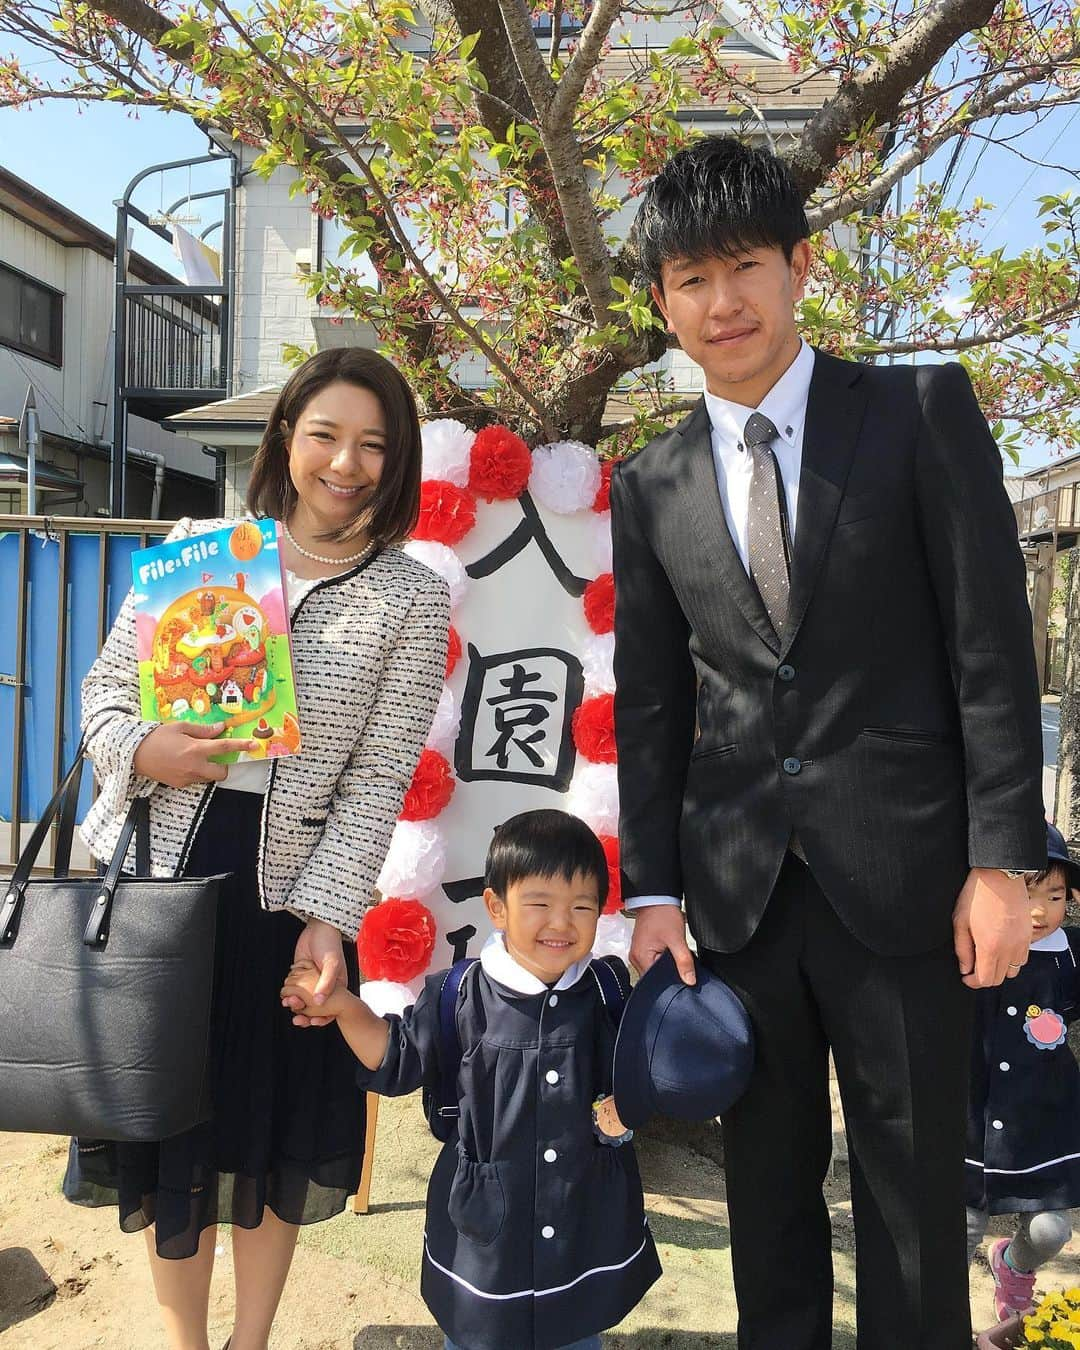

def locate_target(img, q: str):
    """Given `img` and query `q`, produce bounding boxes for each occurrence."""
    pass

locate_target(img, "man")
[610,136,1045,1349]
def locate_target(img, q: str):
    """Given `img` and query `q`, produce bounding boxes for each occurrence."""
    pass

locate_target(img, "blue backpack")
[423,955,630,1142]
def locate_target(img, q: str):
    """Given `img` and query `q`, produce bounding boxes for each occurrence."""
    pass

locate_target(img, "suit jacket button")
[778,664,796,682]
[782,757,802,775]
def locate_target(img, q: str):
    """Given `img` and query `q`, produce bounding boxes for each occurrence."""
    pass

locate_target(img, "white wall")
[231,149,317,394]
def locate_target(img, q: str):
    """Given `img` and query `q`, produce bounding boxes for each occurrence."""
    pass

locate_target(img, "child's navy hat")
[612,950,754,1129]
[1046,822,1080,892]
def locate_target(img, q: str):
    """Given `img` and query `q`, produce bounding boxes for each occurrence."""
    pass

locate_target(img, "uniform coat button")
[548,994,558,1007]
[541,1225,555,1239]
[782,756,802,775]
[543,1148,557,1162]
[1007,1006,1018,1016]
[777,664,796,682]
[992,1119,1004,1130]
[999,1062,1010,1072]
[545,1069,559,1085]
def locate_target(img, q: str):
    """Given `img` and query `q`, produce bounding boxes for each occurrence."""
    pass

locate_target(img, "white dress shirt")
[624,340,816,911]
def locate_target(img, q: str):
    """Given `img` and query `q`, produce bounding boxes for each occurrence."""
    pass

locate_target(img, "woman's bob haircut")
[246,346,422,547]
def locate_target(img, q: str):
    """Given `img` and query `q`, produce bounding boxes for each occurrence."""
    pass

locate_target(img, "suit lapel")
[781,351,868,656]
[674,400,781,655]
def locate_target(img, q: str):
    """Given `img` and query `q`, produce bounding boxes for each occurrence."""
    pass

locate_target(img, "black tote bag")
[0,753,226,1140]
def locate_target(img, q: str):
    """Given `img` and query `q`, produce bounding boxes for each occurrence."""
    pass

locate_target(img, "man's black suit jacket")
[610,350,1045,956]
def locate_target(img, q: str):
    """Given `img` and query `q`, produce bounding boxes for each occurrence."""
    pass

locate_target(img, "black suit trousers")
[702,855,973,1350]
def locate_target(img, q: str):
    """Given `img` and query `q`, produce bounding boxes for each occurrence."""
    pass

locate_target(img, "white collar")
[703,338,815,453]
[479,931,594,995]
[1031,928,1070,953]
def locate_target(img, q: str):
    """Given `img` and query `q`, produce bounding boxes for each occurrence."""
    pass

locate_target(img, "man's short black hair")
[486,809,608,908]
[635,135,810,290]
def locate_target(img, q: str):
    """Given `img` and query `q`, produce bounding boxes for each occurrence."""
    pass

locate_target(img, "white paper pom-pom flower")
[421,419,474,486]
[529,441,601,515]
[590,511,613,573]
[426,684,460,756]
[592,913,632,964]
[377,819,447,898]
[404,540,469,609]
[359,979,414,1018]
[582,632,616,698]
[566,761,619,836]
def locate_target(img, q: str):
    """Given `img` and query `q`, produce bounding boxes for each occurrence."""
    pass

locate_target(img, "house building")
[0,167,217,518]
[1012,453,1080,693]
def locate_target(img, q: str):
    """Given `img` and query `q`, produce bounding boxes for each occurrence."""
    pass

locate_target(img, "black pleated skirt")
[63,788,366,1259]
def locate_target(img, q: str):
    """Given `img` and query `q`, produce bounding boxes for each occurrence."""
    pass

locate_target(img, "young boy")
[967,821,1080,1321]
[281,808,661,1350]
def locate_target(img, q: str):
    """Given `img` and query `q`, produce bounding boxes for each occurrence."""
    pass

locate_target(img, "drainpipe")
[19,385,39,514]
[128,447,166,518]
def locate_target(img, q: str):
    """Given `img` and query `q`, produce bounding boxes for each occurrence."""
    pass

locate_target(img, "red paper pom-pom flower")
[583,573,615,635]
[401,748,456,821]
[357,897,437,982]
[572,693,616,764]
[445,625,462,679]
[413,479,477,547]
[468,425,532,501]
[599,834,623,914]
[592,459,621,513]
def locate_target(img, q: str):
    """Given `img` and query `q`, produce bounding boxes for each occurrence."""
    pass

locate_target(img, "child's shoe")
[989,1236,1037,1320]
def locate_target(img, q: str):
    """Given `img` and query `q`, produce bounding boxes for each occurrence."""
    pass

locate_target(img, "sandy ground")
[3,1095,1079,1349]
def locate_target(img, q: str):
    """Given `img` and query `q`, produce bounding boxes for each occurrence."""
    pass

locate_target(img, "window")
[0,264,63,366]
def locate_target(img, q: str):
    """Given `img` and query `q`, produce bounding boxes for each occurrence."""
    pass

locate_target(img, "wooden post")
[351,1093,380,1215]
[1029,541,1055,694]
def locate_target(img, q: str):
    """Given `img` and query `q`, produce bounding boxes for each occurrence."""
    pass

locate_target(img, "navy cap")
[612,950,754,1130]
[1046,821,1080,892]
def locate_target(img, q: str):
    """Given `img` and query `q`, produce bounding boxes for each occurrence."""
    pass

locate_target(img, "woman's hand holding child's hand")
[280,959,392,1071]
[281,959,349,1023]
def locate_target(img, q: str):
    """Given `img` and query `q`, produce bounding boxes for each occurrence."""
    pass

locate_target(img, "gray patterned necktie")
[744,411,790,635]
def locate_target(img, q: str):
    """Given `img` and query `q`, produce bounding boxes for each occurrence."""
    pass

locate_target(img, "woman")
[65,347,450,1350]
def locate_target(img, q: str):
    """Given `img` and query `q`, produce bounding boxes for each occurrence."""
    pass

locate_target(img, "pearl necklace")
[282,518,375,567]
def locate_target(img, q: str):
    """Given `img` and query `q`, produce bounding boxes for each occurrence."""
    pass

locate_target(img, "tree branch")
[494,0,623,332]
[211,0,559,434]
[549,0,624,126]
[444,0,573,261]
[806,57,1080,232]
[789,0,1000,204]
[860,295,1080,357]
[600,394,700,437]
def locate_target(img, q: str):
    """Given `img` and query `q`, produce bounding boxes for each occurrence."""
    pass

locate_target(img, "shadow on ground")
[0,1246,57,1331]
[352,1330,855,1349]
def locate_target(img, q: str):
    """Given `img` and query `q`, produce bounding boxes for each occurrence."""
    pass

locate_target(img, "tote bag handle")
[1,747,151,948]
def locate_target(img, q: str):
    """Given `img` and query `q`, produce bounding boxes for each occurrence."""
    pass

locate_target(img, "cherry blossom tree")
[2,0,1078,453]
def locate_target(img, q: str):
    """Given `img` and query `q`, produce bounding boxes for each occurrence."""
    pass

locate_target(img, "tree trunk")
[1055,548,1080,846]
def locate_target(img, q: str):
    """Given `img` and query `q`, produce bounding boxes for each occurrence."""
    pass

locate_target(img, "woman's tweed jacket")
[79,516,450,936]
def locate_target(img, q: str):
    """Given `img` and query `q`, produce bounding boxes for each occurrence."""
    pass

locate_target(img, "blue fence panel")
[0,531,20,824]
[0,524,168,832]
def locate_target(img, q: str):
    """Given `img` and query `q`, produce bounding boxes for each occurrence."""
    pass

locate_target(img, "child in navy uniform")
[282,808,661,1350]
[967,821,1080,1321]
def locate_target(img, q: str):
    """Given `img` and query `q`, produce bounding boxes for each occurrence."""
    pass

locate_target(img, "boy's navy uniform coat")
[358,935,660,1350]
[967,927,1080,1214]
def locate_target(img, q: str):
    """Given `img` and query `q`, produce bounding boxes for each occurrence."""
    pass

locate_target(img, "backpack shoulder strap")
[588,955,629,1029]
[434,957,478,1131]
